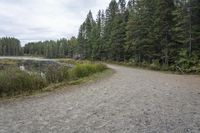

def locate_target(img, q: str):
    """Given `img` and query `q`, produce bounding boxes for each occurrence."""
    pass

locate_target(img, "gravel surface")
[1,64,200,133]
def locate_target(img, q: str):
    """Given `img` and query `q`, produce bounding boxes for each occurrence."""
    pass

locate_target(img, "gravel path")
[1,64,200,133]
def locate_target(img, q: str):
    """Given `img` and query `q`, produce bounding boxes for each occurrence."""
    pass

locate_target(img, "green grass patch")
[68,69,113,85]
[69,63,107,79]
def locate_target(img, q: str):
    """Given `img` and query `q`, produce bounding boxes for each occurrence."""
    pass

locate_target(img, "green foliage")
[0,68,47,97]
[176,49,200,72]
[77,11,96,59]
[76,0,199,73]
[0,61,107,97]
[45,65,69,83]
[69,63,107,79]
[45,62,107,83]
[150,60,161,70]
[1,0,199,73]
[0,37,23,56]
[24,37,78,58]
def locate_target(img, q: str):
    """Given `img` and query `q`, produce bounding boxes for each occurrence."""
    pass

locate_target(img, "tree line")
[0,37,23,56]
[77,0,200,69]
[1,0,199,71]
[0,37,78,59]
[24,37,78,58]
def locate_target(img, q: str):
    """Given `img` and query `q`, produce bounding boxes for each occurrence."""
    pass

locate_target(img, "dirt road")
[0,65,200,133]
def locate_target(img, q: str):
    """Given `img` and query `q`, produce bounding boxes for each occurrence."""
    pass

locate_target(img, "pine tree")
[190,0,200,57]
[104,0,119,59]
[0,37,22,56]
[125,0,136,60]
[91,10,102,60]
[118,0,126,13]
[154,0,176,65]
[99,10,107,60]
[173,0,188,49]
[77,11,96,59]
[77,23,87,58]
[85,10,96,58]
[125,0,157,63]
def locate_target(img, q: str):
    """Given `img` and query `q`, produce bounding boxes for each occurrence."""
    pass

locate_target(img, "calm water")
[0,56,63,73]
[0,56,56,61]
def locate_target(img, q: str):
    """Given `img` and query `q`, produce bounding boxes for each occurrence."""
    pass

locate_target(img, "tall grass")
[69,63,107,79]
[0,63,107,97]
[45,65,69,83]
[0,68,47,97]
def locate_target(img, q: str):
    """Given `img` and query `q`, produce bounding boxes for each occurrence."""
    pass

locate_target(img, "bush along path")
[0,62,107,97]
[0,64,200,132]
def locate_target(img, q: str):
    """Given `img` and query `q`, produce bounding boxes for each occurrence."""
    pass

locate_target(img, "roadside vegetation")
[0,60,107,98]
[109,59,200,74]
[108,50,200,74]
[1,0,200,74]
[1,0,199,74]
[0,68,47,97]
[0,0,199,99]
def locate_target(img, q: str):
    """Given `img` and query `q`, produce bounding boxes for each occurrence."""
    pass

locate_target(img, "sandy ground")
[0,64,200,133]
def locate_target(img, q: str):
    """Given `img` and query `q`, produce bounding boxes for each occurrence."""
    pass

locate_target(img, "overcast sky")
[0,0,110,45]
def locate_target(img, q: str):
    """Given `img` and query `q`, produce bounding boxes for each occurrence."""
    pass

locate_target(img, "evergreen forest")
[1,0,199,72]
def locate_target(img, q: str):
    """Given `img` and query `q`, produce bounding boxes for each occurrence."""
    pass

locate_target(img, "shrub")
[44,63,107,83]
[69,63,107,79]
[0,62,107,97]
[94,63,107,72]
[0,68,47,97]
[150,60,161,70]
[45,65,69,83]
[176,49,199,73]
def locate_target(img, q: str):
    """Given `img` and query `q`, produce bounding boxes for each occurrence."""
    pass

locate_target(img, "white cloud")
[0,0,110,45]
